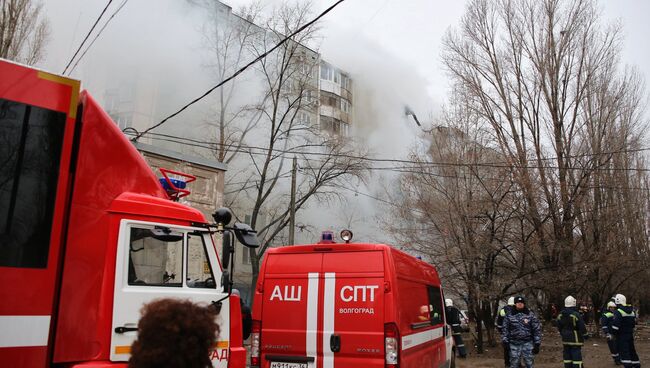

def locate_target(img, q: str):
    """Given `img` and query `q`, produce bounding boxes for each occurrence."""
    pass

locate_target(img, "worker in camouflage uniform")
[502,296,542,368]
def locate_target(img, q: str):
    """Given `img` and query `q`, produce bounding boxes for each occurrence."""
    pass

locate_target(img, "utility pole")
[289,156,297,245]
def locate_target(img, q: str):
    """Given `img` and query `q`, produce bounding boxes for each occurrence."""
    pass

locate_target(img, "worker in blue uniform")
[556,296,589,368]
[600,301,621,365]
[611,294,640,368]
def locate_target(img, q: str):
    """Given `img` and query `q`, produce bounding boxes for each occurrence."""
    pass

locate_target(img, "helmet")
[614,294,626,305]
[514,296,525,304]
[445,299,453,307]
[507,297,515,306]
[607,301,616,308]
[564,295,576,308]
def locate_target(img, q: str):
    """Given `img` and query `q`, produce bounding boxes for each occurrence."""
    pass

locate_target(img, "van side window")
[128,227,183,287]
[427,285,444,325]
[399,280,433,329]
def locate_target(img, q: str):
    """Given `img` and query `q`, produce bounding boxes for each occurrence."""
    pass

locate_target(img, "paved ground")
[457,323,650,368]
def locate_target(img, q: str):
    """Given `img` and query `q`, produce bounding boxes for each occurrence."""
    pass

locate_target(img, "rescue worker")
[502,296,542,368]
[445,299,467,358]
[611,294,640,368]
[600,301,621,365]
[497,297,516,368]
[556,296,589,368]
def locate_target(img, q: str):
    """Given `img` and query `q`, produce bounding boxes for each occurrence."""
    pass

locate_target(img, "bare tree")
[201,1,267,164]
[384,0,650,352]
[384,91,526,351]
[442,0,649,305]
[0,0,49,65]
[203,1,368,294]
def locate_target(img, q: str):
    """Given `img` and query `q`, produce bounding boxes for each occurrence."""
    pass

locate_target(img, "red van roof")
[265,242,441,284]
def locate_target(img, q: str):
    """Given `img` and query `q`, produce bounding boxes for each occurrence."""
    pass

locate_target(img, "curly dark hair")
[129,298,220,368]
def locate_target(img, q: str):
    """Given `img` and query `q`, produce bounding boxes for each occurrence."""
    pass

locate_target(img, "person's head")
[507,296,515,306]
[514,296,525,310]
[445,298,453,307]
[129,298,219,368]
[614,294,626,306]
[564,295,576,308]
[607,301,617,310]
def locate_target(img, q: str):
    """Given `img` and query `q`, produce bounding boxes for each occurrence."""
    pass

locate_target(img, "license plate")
[270,362,307,368]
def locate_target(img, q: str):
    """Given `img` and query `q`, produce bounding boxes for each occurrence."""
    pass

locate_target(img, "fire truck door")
[110,222,229,367]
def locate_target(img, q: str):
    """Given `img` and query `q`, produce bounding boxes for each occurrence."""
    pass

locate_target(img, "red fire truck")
[251,232,454,368]
[0,58,255,367]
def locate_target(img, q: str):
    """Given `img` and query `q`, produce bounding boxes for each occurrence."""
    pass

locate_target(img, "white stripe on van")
[306,273,319,368]
[401,327,444,351]
[322,273,336,368]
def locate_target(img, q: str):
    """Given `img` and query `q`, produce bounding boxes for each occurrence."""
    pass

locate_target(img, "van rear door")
[322,251,385,368]
[260,252,323,368]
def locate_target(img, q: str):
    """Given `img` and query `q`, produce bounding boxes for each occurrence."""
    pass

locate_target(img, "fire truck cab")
[0,59,250,367]
[251,237,453,368]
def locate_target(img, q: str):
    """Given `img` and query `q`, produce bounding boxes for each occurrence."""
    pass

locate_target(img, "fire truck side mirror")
[233,222,260,248]
[222,231,234,269]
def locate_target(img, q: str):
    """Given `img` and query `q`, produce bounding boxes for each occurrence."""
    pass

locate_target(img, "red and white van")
[251,239,454,368]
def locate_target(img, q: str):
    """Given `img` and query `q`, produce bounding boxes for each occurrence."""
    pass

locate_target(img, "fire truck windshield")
[127,226,216,289]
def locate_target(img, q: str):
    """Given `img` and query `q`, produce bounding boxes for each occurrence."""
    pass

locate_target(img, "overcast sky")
[44,1,650,115]
[218,0,650,111]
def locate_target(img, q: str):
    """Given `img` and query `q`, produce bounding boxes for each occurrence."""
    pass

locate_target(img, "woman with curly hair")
[129,298,220,368]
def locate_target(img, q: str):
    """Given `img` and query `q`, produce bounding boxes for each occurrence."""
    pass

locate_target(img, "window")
[241,243,251,265]
[320,91,339,108]
[320,63,333,81]
[341,75,351,91]
[298,112,311,125]
[334,71,340,84]
[320,115,348,136]
[301,62,313,77]
[128,227,183,287]
[341,99,351,113]
[428,285,444,325]
[187,232,216,289]
[0,98,66,268]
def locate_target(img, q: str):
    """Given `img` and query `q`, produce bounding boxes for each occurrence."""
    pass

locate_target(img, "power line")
[63,0,114,75]
[132,0,347,141]
[124,130,650,174]
[130,130,648,192]
[68,0,130,74]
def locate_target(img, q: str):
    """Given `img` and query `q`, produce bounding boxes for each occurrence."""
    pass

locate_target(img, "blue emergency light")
[159,177,187,190]
[320,231,335,244]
